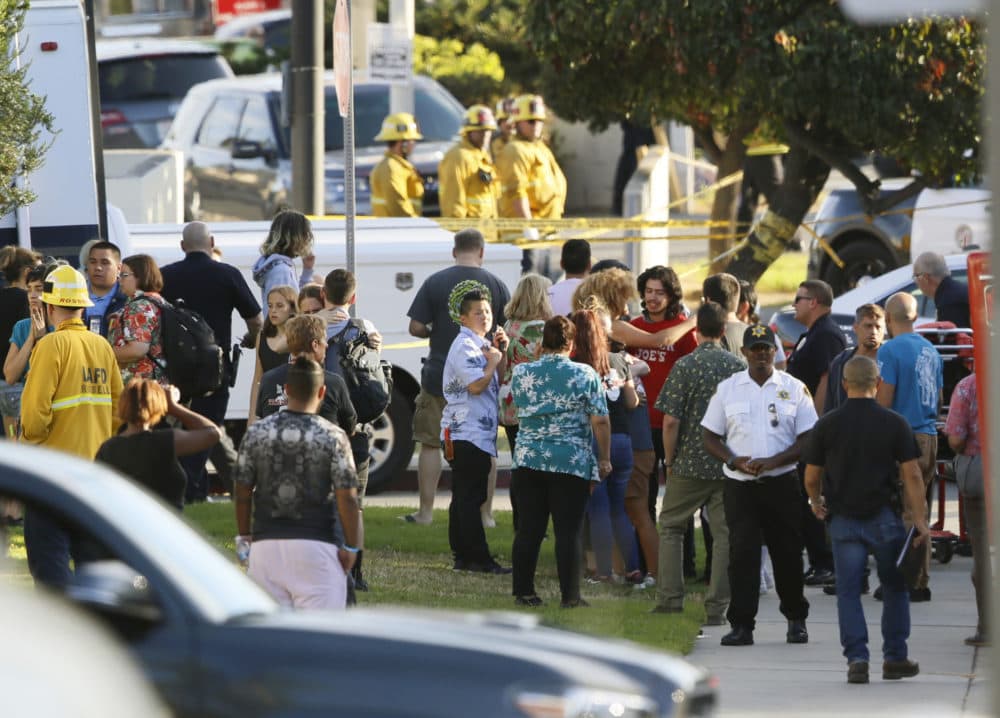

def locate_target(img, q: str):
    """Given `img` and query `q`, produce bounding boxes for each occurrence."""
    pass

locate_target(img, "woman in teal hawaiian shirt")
[510,315,611,608]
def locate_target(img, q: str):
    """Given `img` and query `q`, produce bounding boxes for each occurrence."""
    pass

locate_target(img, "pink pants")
[248,539,347,610]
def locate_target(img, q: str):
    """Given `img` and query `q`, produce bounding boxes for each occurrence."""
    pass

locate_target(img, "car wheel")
[822,239,897,295]
[365,387,413,495]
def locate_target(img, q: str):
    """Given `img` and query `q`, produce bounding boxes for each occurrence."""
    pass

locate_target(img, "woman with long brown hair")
[248,284,298,425]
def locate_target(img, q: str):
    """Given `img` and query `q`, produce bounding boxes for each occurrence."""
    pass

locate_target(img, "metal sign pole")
[334,0,356,310]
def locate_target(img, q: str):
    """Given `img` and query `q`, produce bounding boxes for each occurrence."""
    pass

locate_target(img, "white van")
[131,217,523,491]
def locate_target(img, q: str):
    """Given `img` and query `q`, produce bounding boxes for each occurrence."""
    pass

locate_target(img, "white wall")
[548,118,622,214]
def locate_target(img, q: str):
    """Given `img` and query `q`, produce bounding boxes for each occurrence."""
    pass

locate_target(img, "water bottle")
[235,535,251,565]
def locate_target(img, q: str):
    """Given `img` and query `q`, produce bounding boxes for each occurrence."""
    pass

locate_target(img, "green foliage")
[0,0,54,216]
[526,1,983,184]
[413,34,504,107]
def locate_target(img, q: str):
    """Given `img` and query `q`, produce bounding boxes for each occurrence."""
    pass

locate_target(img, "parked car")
[806,181,990,295]
[96,38,234,149]
[771,252,970,353]
[161,72,463,220]
[214,8,290,55]
[1,443,717,718]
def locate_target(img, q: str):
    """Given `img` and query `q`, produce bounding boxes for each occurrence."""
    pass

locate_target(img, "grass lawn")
[675,249,808,308]
[2,504,709,656]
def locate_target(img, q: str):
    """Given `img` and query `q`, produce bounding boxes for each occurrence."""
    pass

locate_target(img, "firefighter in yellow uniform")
[438,104,499,223]
[490,97,515,161]
[20,264,124,588]
[496,94,567,273]
[369,112,425,217]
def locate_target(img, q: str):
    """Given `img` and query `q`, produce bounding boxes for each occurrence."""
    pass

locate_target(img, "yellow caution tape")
[382,339,429,351]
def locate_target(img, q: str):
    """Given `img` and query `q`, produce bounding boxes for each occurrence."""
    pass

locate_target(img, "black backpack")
[326,318,392,424]
[138,295,225,401]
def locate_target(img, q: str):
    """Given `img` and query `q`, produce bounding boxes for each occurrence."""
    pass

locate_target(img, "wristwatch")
[726,456,738,471]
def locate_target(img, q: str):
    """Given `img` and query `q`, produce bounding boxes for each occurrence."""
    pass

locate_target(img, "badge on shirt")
[89,317,101,334]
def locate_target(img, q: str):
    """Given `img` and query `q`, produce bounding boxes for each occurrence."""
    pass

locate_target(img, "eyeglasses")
[119,271,134,278]
[792,295,813,304]
[768,403,779,428]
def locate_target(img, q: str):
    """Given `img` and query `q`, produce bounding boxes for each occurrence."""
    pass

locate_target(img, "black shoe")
[721,626,754,646]
[560,598,590,609]
[910,587,931,602]
[847,661,870,684]
[787,620,809,644]
[873,585,883,601]
[354,576,369,592]
[883,658,920,680]
[468,560,512,575]
[514,595,543,607]
[804,568,835,586]
[452,559,468,572]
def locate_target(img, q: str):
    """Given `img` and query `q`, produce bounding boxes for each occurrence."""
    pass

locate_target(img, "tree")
[526,1,983,283]
[412,35,505,107]
[0,0,54,216]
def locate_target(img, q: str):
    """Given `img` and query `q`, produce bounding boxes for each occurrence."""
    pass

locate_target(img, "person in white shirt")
[547,239,590,316]
[701,323,816,648]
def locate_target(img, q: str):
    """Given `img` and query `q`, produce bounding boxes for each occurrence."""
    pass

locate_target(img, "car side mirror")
[66,560,163,623]
[231,140,265,160]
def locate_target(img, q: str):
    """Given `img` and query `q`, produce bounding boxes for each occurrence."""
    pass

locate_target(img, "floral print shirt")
[512,353,608,481]
[498,318,545,426]
[441,326,500,456]
[110,292,166,385]
[944,373,980,456]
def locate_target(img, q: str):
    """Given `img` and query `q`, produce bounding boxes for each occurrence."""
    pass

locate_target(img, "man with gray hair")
[804,355,927,684]
[912,251,970,328]
[161,220,263,502]
[876,292,942,602]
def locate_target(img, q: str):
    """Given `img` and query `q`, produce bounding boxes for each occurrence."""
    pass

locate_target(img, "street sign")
[332,0,350,118]
[839,0,984,22]
[367,22,411,82]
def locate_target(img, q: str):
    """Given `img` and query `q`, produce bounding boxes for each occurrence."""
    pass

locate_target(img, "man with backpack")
[317,268,388,592]
[160,222,263,503]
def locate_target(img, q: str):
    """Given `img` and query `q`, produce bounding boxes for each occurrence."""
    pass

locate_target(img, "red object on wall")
[213,0,283,28]
[967,251,992,529]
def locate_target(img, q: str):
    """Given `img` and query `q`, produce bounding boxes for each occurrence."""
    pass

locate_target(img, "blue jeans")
[830,507,910,663]
[587,433,636,576]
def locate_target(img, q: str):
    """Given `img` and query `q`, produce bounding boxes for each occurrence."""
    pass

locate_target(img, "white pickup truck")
[131,218,523,492]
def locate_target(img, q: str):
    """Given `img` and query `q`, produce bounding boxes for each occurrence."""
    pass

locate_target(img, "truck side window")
[238,97,276,152]
[196,97,246,150]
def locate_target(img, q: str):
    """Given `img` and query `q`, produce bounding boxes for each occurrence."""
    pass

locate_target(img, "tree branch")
[693,126,722,166]
[868,178,926,215]
[783,123,880,205]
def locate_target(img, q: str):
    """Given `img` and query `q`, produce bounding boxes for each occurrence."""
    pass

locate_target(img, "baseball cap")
[742,323,776,349]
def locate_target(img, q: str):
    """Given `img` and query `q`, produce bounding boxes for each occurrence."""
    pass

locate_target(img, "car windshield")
[277,82,462,152]
[99,54,231,102]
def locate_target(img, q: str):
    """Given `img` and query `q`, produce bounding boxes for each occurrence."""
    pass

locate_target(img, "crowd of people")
[0,215,989,679]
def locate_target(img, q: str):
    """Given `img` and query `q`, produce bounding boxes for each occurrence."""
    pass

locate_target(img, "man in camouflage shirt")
[652,302,745,624]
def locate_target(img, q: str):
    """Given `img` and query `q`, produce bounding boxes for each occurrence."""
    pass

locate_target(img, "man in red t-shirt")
[628,266,698,574]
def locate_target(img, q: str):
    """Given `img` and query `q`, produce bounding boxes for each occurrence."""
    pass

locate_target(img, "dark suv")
[161,72,464,220]
[97,39,234,149]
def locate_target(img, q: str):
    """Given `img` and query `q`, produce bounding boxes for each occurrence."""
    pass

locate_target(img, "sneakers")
[847,661,870,684]
[633,575,656,591]
[468,559,512,575]
[560,598,591,609]
[883,658,920,680]
[514,595,543,607]
[803,567,835,586]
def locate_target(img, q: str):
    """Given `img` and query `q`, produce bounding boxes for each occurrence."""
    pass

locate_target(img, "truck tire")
[366,387,414,495]
[822,239,897,296]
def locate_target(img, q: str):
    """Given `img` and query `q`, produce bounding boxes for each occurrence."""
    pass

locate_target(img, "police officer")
[490,96,515,161]
[370,112,424,217]
[701,324,814,647]
[496,94,567,274]
[20,264,124,588]
[439,105,499,222]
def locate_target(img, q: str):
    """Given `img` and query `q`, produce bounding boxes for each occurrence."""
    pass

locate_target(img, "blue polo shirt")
[159,252,260,349]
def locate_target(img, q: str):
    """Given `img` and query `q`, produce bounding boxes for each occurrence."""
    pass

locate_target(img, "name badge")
[89,317,101,334]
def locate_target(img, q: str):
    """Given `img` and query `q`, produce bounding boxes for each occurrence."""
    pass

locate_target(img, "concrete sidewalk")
[688,538,991,717]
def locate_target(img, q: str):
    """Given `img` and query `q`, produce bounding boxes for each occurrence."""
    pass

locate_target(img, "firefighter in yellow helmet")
[438,104,499,223]
[20,263,123,588]
[490,96,515,161]
[369,112,425,217]
[496,94,567,273]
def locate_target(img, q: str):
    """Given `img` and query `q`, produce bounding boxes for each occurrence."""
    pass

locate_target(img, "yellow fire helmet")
[42,264,93,308]
[511,94,547,123]
[373,112,423,142]
[494,97,515,122]
[461,105,498,133]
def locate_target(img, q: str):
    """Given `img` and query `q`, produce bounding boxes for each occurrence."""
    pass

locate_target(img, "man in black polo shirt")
[161,221,263,502]
[912,251,969,328]
[787,279,846,586]
[804,356,927,684]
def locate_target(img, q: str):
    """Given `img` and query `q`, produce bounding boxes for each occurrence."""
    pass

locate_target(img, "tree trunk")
[723,145,830,284]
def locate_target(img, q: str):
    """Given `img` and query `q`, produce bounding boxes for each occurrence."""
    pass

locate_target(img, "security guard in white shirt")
[701,323,817,648]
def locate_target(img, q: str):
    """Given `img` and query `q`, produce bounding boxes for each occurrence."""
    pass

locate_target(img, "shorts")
[412,390,446,448]
[626,449,656,502]
[248,539,348,610]
[0,381,24,420]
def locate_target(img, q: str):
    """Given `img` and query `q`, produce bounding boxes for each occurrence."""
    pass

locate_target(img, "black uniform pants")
[724,472,809,630]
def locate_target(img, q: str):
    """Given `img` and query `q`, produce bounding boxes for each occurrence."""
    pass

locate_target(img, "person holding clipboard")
[803,356,929,685]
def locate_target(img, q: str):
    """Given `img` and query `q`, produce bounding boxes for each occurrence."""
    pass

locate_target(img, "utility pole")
[290,0,324,214]
[388,0,414,114]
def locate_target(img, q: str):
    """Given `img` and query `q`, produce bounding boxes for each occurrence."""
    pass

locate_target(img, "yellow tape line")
[382,339,429,350]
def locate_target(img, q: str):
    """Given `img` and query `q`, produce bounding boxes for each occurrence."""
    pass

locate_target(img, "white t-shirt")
[548,277,583,317]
